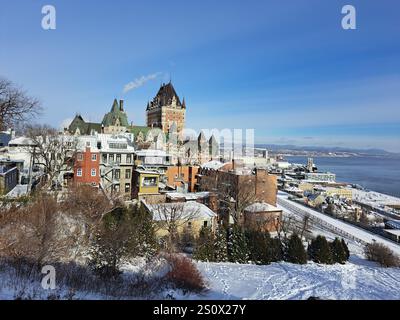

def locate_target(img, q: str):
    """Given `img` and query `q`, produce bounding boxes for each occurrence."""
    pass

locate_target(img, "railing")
[277,197,369,246]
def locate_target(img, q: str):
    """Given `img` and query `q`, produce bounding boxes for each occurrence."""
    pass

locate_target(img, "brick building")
[165,165,199,192]
[74,146,100,186]
[197,160,278,225]
[146,82,186,134]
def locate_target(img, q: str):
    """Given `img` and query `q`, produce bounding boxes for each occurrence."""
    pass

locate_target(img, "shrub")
[245,229,272,265]
[165,254,206,293]
[341,238,350,260]
[364,242,400,268]
[214,226,228,262]
[285,234,307,264]
[227,225,249,264]
[268,237,284,262]
[330,238,348,264]
[308,235,333,264]
[193,226,215,262]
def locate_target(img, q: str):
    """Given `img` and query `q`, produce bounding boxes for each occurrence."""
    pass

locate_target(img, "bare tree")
[300,214,311,239]
[152,203,201,251]
[0,78,42,131]
[24,124,77,188]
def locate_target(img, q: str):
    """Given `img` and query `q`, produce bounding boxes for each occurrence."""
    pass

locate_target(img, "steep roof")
[67,115,102,135]
[101,99,129,127]
[149,82,183,109]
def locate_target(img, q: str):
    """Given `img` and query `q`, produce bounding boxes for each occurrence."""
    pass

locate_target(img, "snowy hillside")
[184,259,400,300]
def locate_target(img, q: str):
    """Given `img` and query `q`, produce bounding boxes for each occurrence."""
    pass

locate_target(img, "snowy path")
[193,261,400,300]
[277,192,400,255]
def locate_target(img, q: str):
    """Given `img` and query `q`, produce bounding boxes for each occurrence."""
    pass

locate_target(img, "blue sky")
[0,0,399,152]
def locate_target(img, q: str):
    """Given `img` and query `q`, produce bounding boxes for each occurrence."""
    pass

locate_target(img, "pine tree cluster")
[193,224,350,267]
[308,236,350,264]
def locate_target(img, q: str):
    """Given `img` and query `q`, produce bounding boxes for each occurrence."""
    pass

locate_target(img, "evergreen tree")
[193,226,215,261]
[228,225,250,264]
[308,235,333,264]
[245,229,271,265]
[285,234,307,264]
[268,237,284,262]
[214,226,228,262]
[341,238,350,260]
[89,207,132,278]
[330,238,348,264]
[129,205,159,258]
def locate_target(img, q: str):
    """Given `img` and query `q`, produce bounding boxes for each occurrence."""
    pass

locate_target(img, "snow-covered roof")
[245,202,281,213]
[135,169,160,175]
[6,184,28,198]
[201,160,225,170]
[8,136,36,146]
[135,149,168,157]
[166,192,210,200]
[146,201,216,221]
[384,229,400,237]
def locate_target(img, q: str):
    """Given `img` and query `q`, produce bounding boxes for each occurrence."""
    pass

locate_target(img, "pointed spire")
[182,97,186,108]
[209,134,217,145]
[111,98,119,112]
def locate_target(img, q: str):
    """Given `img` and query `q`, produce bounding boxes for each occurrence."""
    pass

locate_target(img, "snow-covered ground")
[186,259,400,300]
[353,188,400,208]
[277,191,400,255]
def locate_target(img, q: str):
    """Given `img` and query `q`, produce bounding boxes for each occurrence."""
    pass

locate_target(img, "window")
[125,169,131,179]
[102,154,107,163]
[126,154,132,163]
[109,154,114,163]
[114,184,120,192]
[116,154,121,164]
[142,176,157,187]
[203,221,208,227]
[114,169,120,180]
[86,141,91,147]
[91,154,97,161]
[125,183,130,193]
[91,168,96,177]
[77,168,82,177]
[77,153,83,161]
[109,142,127,149]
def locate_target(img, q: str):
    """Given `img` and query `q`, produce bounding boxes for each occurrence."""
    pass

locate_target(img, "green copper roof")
[129,125,152,136]
[68,115,102,135]
[101,99,129,127]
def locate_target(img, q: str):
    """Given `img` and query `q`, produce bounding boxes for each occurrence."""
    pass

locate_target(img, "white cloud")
[123,72,162,93]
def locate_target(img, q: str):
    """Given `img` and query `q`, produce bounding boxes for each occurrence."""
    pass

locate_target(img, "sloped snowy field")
[185,260,400,300]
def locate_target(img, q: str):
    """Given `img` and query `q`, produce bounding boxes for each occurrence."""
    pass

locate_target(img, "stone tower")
[146,82,186,134]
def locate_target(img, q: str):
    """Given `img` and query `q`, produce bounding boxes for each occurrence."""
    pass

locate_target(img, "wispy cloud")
[123,72,162,93]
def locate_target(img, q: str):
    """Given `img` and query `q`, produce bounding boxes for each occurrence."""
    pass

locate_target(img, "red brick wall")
[74,147,100,186]
[166,165,199,192]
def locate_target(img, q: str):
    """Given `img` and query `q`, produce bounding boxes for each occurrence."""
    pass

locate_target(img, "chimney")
[119,99,124,111]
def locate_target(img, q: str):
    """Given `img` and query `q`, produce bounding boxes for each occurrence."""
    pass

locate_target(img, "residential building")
[144,201,217,238]
[165,165,199,192]
[197,160,278,225]
[0,165,18,195]
[74,144,100,187]
[243,202,282,232]
[304,172,336,183]
[325,187,353,200]
[132,169,160,201]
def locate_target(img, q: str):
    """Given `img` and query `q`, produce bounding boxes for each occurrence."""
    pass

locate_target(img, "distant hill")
[254,144,399,157]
